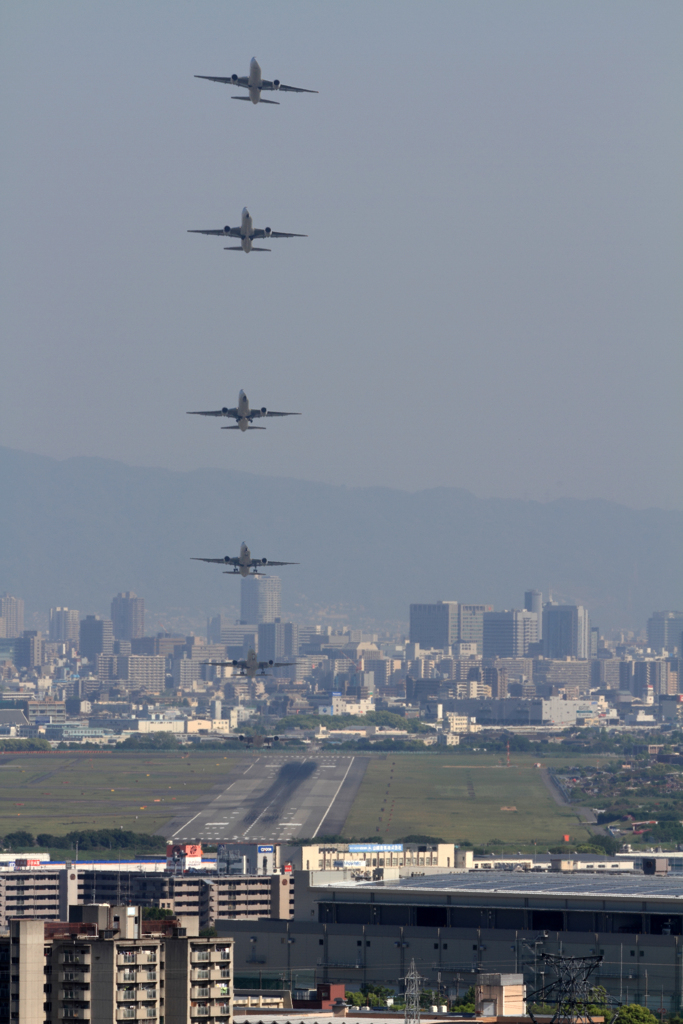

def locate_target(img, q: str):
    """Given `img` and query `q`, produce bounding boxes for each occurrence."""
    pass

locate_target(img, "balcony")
[115,1010,157,1022]
[58,1009,91,1020]
[117,954,138,967]
[59,954,91,966]
[192,987,211,999]
[190,952,210,964]
[191,1007,210,1018]
[59,990,90,1001]
[59,971,89,983]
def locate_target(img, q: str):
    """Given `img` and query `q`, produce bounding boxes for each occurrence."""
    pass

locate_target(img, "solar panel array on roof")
[351,871,683,900]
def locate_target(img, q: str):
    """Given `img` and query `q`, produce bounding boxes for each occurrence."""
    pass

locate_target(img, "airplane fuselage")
[237,389,250,430]
[240,208,254,252]
[248,58,262,104]
[238,541,252,576]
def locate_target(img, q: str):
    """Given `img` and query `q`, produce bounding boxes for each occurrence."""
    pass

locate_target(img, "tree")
[2,830,35,849]
[142,907,174,920]
[199,926,218,938]
[614,1005,659,1024]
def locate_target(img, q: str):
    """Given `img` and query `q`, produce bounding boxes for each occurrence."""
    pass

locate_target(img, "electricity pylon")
[527,953,616,1024]
[403,958,422,1024]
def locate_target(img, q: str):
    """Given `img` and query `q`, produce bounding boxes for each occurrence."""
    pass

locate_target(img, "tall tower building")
[257,621,299,662]
[457,605,493,654]
[524,590,543,640]
[0,594,24,638]
[79,615,114,662]
[241,575,281,624]
[49,607,80,642]
[542,604,590,660]
[483,610,538,658]
[647,611,683,654]
[110,592,145,640]
[409,602,458,650]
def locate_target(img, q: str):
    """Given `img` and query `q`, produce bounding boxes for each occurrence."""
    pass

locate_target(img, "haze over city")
[2,1,681,510]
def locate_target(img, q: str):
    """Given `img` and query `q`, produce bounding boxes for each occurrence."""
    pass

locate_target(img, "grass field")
[342,752,603,849]
[0,749,241,840]
[0,749,606,855]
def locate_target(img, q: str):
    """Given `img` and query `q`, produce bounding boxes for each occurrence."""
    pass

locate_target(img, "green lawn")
[342,752,603,848]
[0,750,241,839]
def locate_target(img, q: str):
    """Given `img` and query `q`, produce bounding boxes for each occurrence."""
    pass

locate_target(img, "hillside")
[0,446,680,630]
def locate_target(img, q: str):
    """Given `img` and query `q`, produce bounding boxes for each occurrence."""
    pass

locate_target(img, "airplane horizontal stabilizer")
[258,99,280,105]
[231,96,251,101]
[224,246,245,250]
[220,425,266,430]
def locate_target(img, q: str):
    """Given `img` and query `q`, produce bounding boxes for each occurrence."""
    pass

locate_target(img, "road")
[164,754,367,843]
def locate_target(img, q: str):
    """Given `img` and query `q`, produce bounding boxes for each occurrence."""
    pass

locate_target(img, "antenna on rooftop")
[403,958,422,1024]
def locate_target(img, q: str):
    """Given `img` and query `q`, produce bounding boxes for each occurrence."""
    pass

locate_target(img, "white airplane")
[187,390,300,432]
[192,542,298,578]
[204,649,294,679]
[188,207,306,253]
[195,57,318,105]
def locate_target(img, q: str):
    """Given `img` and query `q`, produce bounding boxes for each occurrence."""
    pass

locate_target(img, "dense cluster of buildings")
[0,588,682,743]
[7,840,683,1020]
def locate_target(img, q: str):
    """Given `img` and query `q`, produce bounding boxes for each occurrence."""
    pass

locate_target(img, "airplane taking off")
[204,649,294,679]
[192,542,298,578]
[195,57,317,105]
[187,390,300,432]
[188,207,306,253]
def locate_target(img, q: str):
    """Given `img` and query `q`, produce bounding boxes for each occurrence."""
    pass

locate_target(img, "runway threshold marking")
[170,781,236,838]
[311,756,355,839]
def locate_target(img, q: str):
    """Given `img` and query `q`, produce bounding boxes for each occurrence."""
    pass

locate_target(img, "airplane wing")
[261,79,318,94]
[250,229,307,239]
[188,228,242,237]
[187,409,238,418]
[250,560,299,567]
[249,410,300,419]
[203,660,247,669]
[195,75,249,87]
[191,557,237,565]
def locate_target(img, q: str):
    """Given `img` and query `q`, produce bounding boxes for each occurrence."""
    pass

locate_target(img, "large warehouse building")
[218,871,683,1013]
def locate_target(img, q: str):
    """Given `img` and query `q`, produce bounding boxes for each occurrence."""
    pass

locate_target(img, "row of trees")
[0,828,166,851]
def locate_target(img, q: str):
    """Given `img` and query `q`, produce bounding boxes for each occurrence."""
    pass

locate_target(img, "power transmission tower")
[403,958,422,1024]
[527,953,616,1024]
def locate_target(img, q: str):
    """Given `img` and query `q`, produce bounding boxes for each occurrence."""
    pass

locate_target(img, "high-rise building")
[483,662,508,699]
[524,590,543,640]
[409,602,458,650]
[0,593,24,637]
[483,610,538,658]
[49,607,80,642]
[207,613,233,644]
[257,621,299,664]
[79,615,114,662]
[542,604,590,660]
[13,631,44,670]
[647,612,683,654]
[457,605,493,654]
[240,575,281,624]
[117,655,166,693]
[110,591,145,640]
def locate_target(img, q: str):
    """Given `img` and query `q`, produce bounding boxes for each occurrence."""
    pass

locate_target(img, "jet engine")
[273,80,280,90]
[223,226,230,234]
[232,659,239,666]
[268,660,274,666]
[264,227,272,237]
[260,406,267,415]
[221,407,229,413]
[224,556,231,563]
[231,74,238,82]
[261,557,268,564]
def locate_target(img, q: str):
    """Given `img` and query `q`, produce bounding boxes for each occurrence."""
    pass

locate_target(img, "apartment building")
[290,842,456,872]
[1,906,233,1024]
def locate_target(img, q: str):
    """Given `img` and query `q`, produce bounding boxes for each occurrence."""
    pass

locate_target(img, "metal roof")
[347,871,683,901]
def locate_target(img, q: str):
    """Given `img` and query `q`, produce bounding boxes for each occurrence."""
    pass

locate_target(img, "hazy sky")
[2,1,681,509]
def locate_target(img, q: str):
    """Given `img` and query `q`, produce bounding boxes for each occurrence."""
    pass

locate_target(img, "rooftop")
[349,870,683,900]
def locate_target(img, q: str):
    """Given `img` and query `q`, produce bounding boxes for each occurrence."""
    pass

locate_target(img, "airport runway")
[165,754,367,843]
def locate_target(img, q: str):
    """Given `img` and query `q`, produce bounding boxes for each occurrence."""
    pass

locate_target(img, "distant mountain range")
[0,446,680,632]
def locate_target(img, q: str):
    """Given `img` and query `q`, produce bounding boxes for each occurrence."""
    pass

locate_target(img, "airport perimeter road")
[166,755,367,844]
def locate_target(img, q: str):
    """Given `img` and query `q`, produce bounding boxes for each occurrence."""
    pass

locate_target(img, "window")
[121,1011,135,1020]
[195,988,210,998]
[357,940,362,947]
[434,943,439,950]
[195,970,209,980]
[193,951,209,961]
[220,968,230,979]
[318,939,324,946]
[443,944,448,950]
